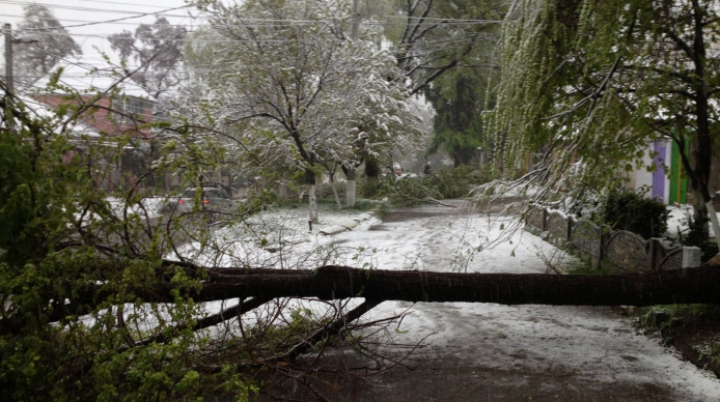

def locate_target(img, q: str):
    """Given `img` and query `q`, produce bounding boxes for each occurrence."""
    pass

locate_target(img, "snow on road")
[316,202,720,401]
[178,200,720,401]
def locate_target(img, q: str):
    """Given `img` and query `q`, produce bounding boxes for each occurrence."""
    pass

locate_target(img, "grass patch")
[635,304,720,332]
[633,304,720,368]
[348,199,378,211]
[565,259,625,275]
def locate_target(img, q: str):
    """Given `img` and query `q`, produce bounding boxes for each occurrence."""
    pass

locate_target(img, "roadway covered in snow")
[177,200,720,401]
[344,202,720,401]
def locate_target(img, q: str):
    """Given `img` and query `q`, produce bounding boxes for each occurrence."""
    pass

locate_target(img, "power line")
[6,4,195,32]
[0,1,504,26]
[78,0,188,10]
[3,21,497,38]
[0,0,196,19]
[0,14,195,29]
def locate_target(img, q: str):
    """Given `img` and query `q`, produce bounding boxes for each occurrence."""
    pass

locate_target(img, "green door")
[669,140,688,204]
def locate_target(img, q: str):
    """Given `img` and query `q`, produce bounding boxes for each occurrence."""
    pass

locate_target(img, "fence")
[525,206,686,272]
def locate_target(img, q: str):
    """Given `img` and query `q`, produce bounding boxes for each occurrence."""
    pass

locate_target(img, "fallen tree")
[67,264,720,307]
[6,66,720,401]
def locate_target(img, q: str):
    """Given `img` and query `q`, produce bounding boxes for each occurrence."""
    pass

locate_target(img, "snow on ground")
[667,204,695,238]
[342,204,720,401]
[107,197,166,221]
[664,203,720,239]
[170,200,720,400]
[624,203,719,239]
[171,203,380,268]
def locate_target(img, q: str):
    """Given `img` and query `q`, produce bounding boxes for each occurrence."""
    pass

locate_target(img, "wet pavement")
[308,200,720,401]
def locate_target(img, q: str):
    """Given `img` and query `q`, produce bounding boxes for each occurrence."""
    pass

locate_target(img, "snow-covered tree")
[12,4,82,88]
[189,0,421,217]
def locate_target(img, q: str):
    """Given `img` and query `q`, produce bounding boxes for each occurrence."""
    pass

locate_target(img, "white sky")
[1,0,215,62]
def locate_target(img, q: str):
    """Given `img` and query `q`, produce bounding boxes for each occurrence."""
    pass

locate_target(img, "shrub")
[600,190,668,239]
[677,211,719,262]
[374,165,495,207]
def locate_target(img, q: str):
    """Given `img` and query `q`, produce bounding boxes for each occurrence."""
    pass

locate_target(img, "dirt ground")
[350,354,674,402]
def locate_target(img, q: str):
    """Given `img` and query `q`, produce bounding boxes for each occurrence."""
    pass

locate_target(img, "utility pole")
[4,23,14,132]
[343,0,362,208]
[351,0,360,41]
[3,23,37,132]
[4,23,12,95]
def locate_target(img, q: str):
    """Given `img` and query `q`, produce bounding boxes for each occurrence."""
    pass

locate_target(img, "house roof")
[28,50,156,139]
[1,90,100,138]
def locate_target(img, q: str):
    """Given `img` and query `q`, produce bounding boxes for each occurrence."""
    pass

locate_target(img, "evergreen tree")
[427,74,490,166]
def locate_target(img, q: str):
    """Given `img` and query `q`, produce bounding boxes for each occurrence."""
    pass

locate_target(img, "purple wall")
[652,141,666,201]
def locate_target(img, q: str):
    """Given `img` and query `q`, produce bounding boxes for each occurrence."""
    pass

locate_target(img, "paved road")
[310,201,720,401]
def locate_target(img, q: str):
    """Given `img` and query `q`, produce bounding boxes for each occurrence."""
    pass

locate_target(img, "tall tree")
[12,4,82,88]
[353,0,506,178]
[490,0,720,247]
[190,0,418,218]
[388,0,506,95]
[426,74,490,166]
[108,17,187,98]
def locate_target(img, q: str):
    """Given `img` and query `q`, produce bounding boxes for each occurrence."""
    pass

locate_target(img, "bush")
[373,165,494,207]
[600,190,668,239]
[358,174,395,199]
[677,212,719,262]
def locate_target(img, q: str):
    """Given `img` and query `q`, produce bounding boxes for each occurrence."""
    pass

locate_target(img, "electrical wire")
[0,0,196,19]
[0,0,504,27]
[4,4,195,31]
[0,13,201,29]
[78,0,189,10]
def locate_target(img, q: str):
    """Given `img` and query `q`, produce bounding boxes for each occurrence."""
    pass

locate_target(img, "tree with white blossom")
[189,0,421,217]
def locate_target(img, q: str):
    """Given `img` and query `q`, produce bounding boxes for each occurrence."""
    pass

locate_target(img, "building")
[31,57,157,192]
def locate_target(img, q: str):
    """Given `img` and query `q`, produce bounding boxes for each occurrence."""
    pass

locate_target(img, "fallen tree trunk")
[83,265,720,307]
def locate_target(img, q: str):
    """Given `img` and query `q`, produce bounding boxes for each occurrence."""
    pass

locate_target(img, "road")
[307,200,720,401]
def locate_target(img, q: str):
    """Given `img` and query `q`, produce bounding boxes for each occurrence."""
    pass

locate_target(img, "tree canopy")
[490,0,720,218]
[12,4,82,88]
[108,17,188,99]
[188,0,421,217]
[427,73,492,166]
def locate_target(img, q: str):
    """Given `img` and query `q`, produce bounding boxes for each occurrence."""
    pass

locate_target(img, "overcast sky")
[1,0,213,60]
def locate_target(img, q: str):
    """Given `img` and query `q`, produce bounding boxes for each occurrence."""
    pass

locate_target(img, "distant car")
[162,186,234,217]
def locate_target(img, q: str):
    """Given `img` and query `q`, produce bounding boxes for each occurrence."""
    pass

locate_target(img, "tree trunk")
[363,158,381,197]
[689,9,720,252]
[309,185,318,223]
[306,168,318,223]
[331,178,342,209]
[278,181,290,199]
[81,265,720,307]
[345,168,356,208]
[364,157,380,180]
